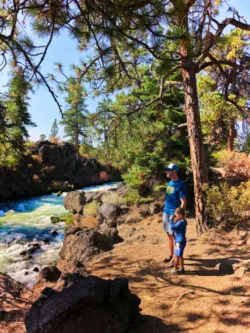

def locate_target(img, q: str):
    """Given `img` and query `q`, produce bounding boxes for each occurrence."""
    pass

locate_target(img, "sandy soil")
[87,213,250,333]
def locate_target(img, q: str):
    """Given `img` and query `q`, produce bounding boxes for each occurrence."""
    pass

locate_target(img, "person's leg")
[167,233,174,259]
[162,213,174,261]
[179,254,184,269]
[178,247,185,273]
[174,255,179,270]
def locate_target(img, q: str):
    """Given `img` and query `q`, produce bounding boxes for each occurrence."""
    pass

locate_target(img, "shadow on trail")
[128,314,179,333]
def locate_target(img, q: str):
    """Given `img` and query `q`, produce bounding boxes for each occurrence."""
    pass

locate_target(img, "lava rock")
[25,275,141,333]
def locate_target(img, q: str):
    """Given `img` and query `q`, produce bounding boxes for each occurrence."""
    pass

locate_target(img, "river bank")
[0,140,121,201]
[1,203,250,332]
[0,182,121,287]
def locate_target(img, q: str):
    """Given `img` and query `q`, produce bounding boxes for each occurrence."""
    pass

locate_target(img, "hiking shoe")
[178,268,185,274]
[170,269,179,275]
[162,256,173,263]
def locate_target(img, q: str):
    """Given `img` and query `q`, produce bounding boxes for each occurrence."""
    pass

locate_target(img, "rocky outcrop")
[0,141,121,201]
[59,226,114,263]
[25,274,141,333]
[0,273,30,331]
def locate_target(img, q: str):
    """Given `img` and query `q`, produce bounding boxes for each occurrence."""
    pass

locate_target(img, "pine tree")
[0,68,36,165]
[2,0,250,233]
[49,119,59,139]
[60,78,89,158]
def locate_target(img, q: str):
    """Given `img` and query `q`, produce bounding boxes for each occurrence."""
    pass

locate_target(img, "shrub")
[154,185,167,192]
[205,181,250,226]
[59,213,74,226]
[101,191,126,206]
[122,165,151,189]
[124,188,153,206]
[213,150,250,180]
[84,200,99,216]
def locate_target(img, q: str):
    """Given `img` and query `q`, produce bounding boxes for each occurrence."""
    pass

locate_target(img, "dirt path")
[88,214,250,333]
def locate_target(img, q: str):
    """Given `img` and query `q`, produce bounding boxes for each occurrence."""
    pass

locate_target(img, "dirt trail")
[88,214,250,333]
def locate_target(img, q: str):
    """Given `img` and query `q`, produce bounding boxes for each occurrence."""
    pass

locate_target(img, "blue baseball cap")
[164,163,179,172]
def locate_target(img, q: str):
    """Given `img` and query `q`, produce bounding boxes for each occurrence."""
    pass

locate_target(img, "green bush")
[59,213,74,226]
[205,181,250,226]
[122,165,151,189]
[124,188,153,205]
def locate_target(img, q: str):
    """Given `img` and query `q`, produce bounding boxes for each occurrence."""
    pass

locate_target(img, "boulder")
[64,191,86,214]
[0,273,29,327]
[50,216,60,223]
[98,203,118,227]
[99,222,123,244]
[85,191,103,204]
[38,266,61,282]
[25,275,141,333]
[59,226,114,263]
[149,202,163,215]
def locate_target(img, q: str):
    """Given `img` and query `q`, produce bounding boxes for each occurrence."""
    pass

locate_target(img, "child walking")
[170,207,187,274]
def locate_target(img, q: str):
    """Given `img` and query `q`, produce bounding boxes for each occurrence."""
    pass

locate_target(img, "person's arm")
[180,197,187,209]
[171,220,182,231]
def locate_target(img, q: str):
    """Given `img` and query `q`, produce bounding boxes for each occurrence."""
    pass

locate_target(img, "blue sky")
[0,0,249,141]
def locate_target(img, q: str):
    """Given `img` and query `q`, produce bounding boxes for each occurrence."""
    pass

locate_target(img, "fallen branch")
[170,290,195,310]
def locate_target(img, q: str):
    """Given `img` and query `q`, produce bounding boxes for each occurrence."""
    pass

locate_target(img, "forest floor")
[88,211,250,333]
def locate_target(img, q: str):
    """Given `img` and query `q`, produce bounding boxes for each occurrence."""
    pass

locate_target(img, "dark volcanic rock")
[59,226,114,263]
[0,273,29,326]
[38,266,61,282]
[0,141,121,201]
[25,275,141,333]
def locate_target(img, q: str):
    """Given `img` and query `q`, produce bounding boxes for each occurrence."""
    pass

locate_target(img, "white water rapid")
[0,182,120,288]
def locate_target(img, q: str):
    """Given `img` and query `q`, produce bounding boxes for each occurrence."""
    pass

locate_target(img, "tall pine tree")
[0,68,35,165]
[60,78,89,158]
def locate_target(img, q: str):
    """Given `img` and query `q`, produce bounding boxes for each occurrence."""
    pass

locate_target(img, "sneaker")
[170,268,179,275]
[178,268,185,274]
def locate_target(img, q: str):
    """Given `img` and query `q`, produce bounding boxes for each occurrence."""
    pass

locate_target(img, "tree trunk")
[227,119,236,151]
[181,66,208,234]
[75,130,79,159]
[178,9,208,234]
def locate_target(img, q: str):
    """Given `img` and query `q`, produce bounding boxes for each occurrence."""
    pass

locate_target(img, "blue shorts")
[174,242,186,256]
[162,212,174,235]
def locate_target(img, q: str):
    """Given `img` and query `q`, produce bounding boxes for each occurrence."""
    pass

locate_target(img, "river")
[0,182,121,287]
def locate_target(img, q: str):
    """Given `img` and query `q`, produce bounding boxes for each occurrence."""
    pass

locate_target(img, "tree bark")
[227,119,236,151]
[177,7,208,235]
[181,66,208,234]
[75,130,79,159]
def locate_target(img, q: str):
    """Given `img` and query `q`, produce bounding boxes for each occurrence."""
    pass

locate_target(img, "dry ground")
[87,213,250,333]
[1,212,249,333]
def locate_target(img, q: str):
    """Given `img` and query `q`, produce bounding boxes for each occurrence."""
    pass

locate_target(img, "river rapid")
[0,182,120,288]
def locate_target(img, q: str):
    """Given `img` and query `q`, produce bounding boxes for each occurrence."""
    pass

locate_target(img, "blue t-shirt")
[170,219,187,243]
[164,179,187,214]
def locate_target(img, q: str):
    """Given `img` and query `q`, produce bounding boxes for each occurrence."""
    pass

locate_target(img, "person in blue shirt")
[162,163,187,265]
[170,207,187,274]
